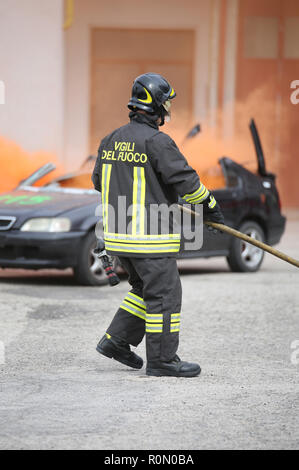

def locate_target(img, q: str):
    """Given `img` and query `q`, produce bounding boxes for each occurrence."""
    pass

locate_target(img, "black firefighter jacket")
[92,112,210,258]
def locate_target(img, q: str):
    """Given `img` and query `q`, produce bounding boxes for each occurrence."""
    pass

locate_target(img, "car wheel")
[226,221,265,272]
[73,231,118,286]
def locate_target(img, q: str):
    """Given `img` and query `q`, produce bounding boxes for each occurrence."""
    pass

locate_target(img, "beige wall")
[64,0,211,169]
[0,0,64,157]
[89,28,195,154]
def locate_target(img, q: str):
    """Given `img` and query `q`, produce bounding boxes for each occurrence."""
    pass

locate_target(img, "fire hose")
[93,207,298,286]
[179,205,299,269]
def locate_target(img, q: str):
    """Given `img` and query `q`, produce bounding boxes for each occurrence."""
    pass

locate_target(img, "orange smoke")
[0,137,64,192]
[168,84,282,193]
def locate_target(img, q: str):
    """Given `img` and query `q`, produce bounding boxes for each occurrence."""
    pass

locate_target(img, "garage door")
[90,28,195,154]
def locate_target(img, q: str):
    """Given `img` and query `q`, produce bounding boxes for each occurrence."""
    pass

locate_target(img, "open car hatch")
[249,118,269,178]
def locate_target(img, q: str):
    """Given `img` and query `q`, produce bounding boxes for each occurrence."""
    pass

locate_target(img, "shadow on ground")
[0,261,229,286]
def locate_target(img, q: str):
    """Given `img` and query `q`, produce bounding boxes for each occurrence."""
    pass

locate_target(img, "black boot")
[96,334,143,370]
[146,355,201,377]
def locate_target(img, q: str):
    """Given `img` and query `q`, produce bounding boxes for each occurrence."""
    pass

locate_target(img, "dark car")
[0,120,286,285]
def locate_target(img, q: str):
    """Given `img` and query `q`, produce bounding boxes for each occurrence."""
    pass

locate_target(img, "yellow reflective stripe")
[123,299,145,313]
[146,313,163,332]
[170,87,175,97]
[171,313,180,333]
[146,325,163,333]
[105,237,179,245]
[126,292,146,310]
[171,325,180,332]
[182,183,205,199]
[128,292,143,302]
[182,184,209,202]
[101,164,112,232]
[188,188,209,203]
[132,167,146,236]
[121,304,146,321]
[139,167,146,235]
[106,241,180,246]
[104,164,111,232]
[105,245,180,254]
[144,313,180,332]
[101,166,106,230]
[132,167,138,235]
[121,300,146,316]
[208,196,216,209]
[105,332,111,339]
[146,314,163,323]
[105,232,180,239]
[171,313,181,322]
[105,241,180,250]
[189,185,207,200]
[105,239,180,253]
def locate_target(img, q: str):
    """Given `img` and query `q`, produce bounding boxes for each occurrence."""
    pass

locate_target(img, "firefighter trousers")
[106,257,182,362]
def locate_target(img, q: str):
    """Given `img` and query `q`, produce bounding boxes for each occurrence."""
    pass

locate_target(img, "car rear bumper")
[267,214,286,245]
[0,230,85,269]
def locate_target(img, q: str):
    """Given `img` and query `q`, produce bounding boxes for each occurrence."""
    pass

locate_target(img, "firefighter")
[92,73,224,377]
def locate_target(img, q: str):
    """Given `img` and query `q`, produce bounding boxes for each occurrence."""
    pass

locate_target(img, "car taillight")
[278,193,282,211]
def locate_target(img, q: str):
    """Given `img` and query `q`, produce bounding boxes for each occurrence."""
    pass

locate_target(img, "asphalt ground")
[0,210,298,450]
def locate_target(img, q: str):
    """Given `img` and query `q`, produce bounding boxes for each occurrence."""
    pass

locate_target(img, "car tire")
[226,221,265,273]
[73,231,118,286]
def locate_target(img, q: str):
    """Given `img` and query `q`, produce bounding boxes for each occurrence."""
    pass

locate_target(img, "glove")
[202,193,225,233]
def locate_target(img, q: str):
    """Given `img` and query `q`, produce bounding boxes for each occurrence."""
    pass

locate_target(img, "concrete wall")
[64,0,211,168]
[0,0,64,157]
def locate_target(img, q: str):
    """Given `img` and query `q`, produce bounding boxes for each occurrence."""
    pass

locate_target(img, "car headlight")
[21,218,71,232]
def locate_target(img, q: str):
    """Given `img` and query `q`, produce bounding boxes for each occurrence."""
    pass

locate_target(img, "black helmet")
[128,73,176,116]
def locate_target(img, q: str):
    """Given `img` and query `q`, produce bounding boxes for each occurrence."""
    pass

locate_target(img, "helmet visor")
[162,99,172,122]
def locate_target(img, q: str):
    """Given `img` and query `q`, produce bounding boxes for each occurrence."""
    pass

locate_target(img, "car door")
[180,157,245,257]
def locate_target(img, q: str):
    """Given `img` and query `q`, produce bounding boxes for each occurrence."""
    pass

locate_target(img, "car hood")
[0,188,100,228]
